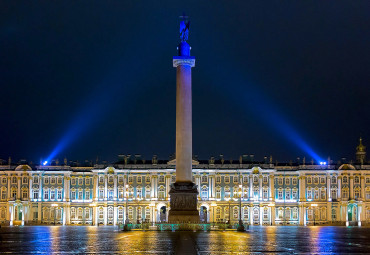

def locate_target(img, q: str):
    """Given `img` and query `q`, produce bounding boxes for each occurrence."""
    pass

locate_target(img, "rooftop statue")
[179,15,190,42]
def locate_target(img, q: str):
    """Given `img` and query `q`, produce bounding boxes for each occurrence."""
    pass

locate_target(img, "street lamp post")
[51,204,58,225]
[123,184,130,231]
[311,204,318,226]
[237,185,245,231]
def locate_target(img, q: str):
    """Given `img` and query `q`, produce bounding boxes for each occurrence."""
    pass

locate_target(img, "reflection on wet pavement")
[0,226,369,254]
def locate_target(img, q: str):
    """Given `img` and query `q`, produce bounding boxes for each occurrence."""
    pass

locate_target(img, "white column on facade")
[17,176,21,200]
[21,205,25,226]
[62,207,66,225]
[165,175,170,199]
[7,176,11,199]
[303,206,307,226]
[299,176,306,201]
[151,175,155,198]
[361,176,365,200]
[349,175,354,200]
[327,175,331,201]
[358,204,362,226]
[103,206,107,225]
[271,206,276,225]
[113,205,117,225]
[93,175,98,201]
[113,175,117,201]
[38,175,43,202]
[299,205,304,225]
[338,176,342,200]
[209,175,214,199]
[37,203,42,223]
[196,175,201,194]
[66,205,70,225]
[259,206,263,225]
[64,175,69,202]
[249,176,253,200]
[259,175,263,201]
[104,176,108,201]
[29,177,33,200]
[94,206,98,226]
[249,206,253,225]
[327,202,332,222]
[269,175,275,201]
[9,204,13,226]
[154,176,158,199]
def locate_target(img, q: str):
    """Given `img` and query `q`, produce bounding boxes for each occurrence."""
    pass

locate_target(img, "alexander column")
[168,16,200,222]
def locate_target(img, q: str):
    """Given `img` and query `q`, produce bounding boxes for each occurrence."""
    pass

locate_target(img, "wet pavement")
[0,226,369,254]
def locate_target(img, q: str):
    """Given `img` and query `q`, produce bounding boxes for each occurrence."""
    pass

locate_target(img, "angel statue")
[179,15,190,42]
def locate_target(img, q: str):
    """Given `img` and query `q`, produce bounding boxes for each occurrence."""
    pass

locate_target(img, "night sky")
[1,1,369,164]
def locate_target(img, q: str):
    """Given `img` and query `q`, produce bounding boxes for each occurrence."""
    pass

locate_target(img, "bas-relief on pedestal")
[168,182,199,222]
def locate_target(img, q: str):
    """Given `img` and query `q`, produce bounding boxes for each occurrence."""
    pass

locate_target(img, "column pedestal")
[168,182,199,222]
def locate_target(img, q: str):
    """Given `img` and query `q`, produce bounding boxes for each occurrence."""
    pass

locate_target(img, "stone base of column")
[168,182,200,222]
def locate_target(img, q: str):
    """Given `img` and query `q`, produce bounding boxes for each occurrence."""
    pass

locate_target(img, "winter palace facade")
[0,139,368,227]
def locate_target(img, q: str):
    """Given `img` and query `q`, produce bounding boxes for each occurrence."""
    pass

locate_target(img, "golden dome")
[356,137,366,152]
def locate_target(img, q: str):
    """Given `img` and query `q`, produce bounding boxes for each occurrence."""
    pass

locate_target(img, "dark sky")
[1,1,369,164]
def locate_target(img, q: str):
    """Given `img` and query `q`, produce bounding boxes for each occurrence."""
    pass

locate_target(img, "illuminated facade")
[0,139,368,227]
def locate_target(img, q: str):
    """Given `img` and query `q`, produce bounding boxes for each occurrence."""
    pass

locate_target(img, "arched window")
[332,208,337,220]
[292,208,298,220]
[99,176,104,183]
[342,188,349,199]
[128,186,134,199]
[108,207,113,219]
[136,186,142,199]
[354,188,360,199]
[263,207,269,220]
[243,207,249,220]
[343,176,348,183]
[108,175,114,183]
[118,187,124,199]
[145,185,151,199]
[216,207,221,221]
[201,175,208,183]
[108,189,113,200]
[285,188,291,200]
[201,186,208,200]
[118,207,124,219]
[233,206,239,219]
[158,186,165,200]
[98,187,104,199]
[145,207,150,222]
[354,176,360,184]
[77,208,83,219]
[331,188,337,200]
[224,186,230,199]
[128,207,134,221]
[321,207,326,220]
[243,187,249,199]
[331,176,337,184]
[1,187,7,200]
[233,186,239,198]
[98,207,104,219]
[137,207,142,220]
[216,186,221,199]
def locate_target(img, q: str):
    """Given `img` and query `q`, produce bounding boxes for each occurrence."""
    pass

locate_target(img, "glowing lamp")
[319,162,327,165]
[43,161,48,166]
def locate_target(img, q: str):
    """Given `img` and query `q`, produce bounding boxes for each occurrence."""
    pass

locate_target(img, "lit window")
[108,176,114,183]
[201,175,208,183]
